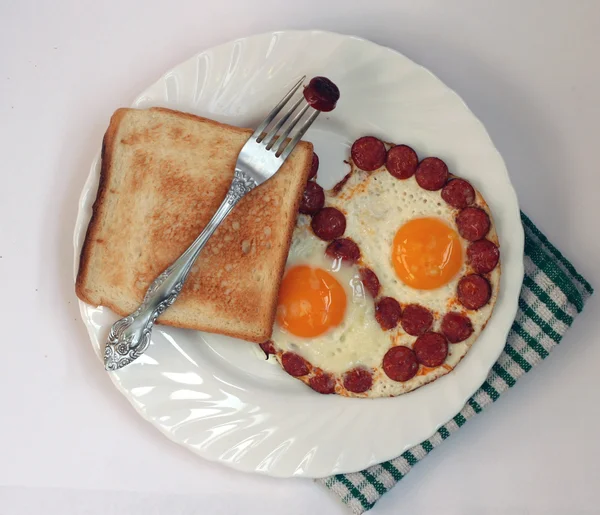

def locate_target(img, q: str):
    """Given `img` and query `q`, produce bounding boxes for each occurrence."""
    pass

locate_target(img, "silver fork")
[104,76,319,371]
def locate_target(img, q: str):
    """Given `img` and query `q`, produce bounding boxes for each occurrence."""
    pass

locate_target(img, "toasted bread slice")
[76,107,313,342]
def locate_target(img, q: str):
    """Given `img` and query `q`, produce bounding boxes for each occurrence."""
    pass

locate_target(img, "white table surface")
[1,1,598,513]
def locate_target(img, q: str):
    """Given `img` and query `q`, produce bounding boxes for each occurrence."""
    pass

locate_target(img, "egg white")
[271,164,500,397]
[270,216,392,375]
[329,168,466,314]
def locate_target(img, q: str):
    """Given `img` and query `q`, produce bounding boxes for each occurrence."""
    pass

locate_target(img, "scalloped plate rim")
[73,29,524,478]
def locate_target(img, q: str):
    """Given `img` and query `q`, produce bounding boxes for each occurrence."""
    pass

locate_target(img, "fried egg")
[329,165,469,317]
[267,143,500,398]
[271,219,392,375]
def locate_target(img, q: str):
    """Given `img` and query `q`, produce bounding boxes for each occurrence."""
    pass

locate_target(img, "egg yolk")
[276,265,347,337]
[392,217,462,290]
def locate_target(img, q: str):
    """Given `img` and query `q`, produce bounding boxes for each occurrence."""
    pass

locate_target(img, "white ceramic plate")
[73,30,524,478]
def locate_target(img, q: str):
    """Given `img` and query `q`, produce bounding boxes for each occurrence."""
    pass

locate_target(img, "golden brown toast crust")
[76,107,313,342]
[75,108,126,308]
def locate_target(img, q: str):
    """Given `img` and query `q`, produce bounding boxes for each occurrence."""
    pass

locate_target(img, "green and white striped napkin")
[317,213,593,514]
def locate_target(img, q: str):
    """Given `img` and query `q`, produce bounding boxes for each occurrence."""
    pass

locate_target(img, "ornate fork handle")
[104,169,257,371]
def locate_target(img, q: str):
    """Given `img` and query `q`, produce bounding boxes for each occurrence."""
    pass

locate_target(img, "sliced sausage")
[386,144,418,179]
[359,267,380,298]
[413,332,448,367]
[303,76,340,112]
[441,312,474,343]
[467,239,500,274]
[383,346,418,382]
[441,178,475,209]
[375,297,402,330]
[415,157,448,191]
[309,372,336,394]
[281,352,310,377]
[456,207,490,241]
[299,181,325,215]
[325,238,361,264]
[351,136,387,171]
[401,304,433,336]
[309,152,319,180]
[311,207,346,240]
[259,340,276,355]
[343,367,373,393]
[457,274,492,310]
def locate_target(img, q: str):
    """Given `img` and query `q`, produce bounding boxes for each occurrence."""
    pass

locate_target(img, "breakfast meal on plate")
[261,137,501,397]
[76,76,500,398]
[76,106,314,342]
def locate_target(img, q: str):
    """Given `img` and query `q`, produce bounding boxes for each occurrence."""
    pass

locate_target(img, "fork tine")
[273,103,311,154]
[263,96,304,149]
[253,76,306,141]
[277,110,320,160]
